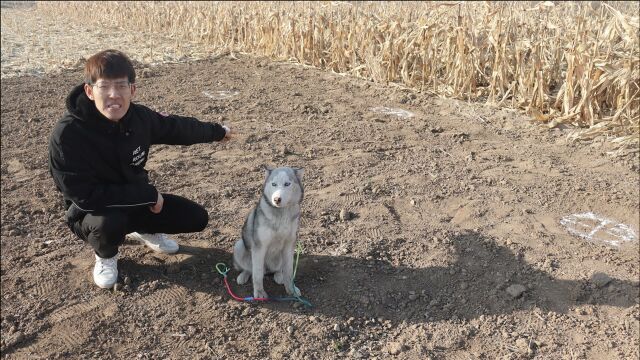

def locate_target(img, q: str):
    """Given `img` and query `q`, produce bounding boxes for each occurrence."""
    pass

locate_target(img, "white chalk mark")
[586,218,609,239]
[560,212,638,248]
[202,90,239,100]
[370,106,414,118]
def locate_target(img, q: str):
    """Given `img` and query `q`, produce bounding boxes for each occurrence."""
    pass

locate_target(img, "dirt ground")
[1,53,639,359]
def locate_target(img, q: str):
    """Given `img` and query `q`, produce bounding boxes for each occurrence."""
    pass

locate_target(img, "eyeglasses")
[91,80,131,93]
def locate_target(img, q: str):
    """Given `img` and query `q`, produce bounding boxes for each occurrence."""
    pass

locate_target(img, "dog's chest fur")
[256,198,300,242]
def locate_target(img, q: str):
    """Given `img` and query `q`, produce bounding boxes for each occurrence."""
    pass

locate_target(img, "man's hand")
[221,125,232,141]
[150,192,164,214]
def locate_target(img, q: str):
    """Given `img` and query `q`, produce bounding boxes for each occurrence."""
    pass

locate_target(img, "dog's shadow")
[118,230,638,324]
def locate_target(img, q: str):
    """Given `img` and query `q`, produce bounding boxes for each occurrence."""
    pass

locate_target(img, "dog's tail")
[232,238,249,271]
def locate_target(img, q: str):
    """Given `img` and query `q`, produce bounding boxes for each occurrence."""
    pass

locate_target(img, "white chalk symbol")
[370,106,414,118]
[202,90,239,100]
[560,212,638,248]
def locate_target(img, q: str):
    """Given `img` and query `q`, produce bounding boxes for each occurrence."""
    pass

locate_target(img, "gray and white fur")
[233,166,304,299]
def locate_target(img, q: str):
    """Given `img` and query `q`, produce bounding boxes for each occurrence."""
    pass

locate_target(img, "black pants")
[68,194,208,258]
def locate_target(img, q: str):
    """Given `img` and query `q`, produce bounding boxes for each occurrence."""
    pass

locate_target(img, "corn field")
[37,1,640,156]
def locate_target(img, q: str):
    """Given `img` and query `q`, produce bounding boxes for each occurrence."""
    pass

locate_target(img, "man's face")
[84,77,136,122]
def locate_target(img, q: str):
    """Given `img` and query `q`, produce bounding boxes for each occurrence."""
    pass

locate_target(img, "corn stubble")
[38,1,639,156]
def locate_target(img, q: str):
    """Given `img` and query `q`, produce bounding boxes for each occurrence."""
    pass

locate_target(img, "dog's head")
[262,166,304,208]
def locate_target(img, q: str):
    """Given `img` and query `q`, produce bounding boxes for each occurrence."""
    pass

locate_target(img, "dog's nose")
[274,196,281,205]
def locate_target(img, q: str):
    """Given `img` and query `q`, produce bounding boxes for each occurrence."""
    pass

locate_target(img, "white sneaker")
[127,232,179,254]
[93,254,118,289]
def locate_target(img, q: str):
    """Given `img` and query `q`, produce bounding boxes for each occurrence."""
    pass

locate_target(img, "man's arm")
[144,106,228,145]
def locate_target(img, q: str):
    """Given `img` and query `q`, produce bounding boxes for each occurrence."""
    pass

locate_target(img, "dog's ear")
[262,165,274,179]
[293,167,304,181]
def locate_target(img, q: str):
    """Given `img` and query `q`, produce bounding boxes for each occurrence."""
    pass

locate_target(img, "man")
[48,49,231,289]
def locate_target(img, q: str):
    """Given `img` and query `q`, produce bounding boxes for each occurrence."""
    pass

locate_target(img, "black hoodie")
[48,83,226,223]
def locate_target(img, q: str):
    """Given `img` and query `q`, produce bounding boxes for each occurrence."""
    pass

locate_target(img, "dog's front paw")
[287,284,301,297]
[237,271,250,285]
[254,289,269,299]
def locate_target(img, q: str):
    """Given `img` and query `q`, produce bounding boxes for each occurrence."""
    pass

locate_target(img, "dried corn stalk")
[37,1,640,156]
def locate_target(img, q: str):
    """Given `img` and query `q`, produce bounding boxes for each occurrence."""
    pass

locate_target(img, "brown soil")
[1,54,638,360]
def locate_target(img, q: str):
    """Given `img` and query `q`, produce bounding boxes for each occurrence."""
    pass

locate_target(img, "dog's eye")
[271,182,277,187]
[284,182,291,187]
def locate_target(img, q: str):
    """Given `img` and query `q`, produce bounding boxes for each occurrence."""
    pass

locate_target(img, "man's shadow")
[118,230,638,324]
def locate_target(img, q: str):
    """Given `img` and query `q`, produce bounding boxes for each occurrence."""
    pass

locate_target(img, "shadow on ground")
[115,230,639,325]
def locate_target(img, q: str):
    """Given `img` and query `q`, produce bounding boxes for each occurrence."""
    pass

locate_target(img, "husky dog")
[233,166,304,299]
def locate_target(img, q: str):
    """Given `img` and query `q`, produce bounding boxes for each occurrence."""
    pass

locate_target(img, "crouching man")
[48,49,232,289]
